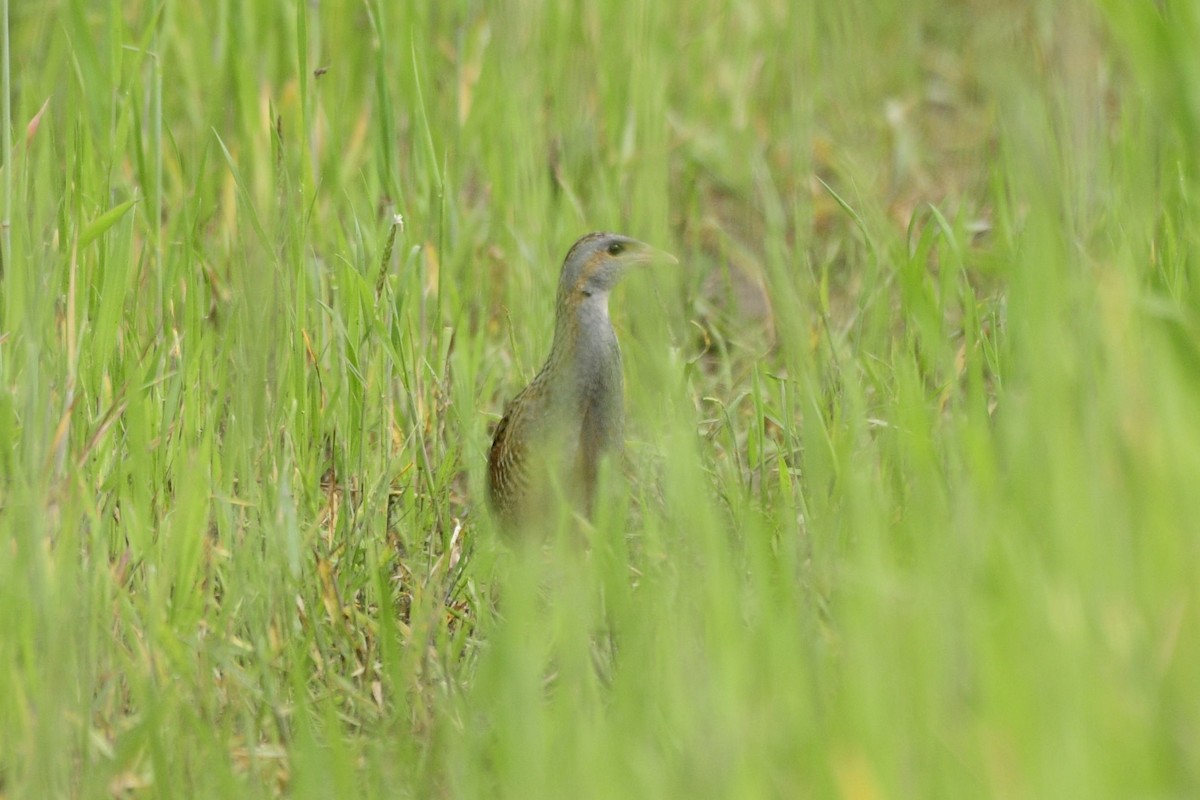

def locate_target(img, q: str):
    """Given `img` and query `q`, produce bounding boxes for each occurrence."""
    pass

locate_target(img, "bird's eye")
[606,242,624,256]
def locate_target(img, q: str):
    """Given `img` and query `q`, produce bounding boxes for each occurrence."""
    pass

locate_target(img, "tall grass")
[1,0,1198,796]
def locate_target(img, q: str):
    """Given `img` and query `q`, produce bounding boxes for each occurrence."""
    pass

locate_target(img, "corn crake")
[487,232,675,536]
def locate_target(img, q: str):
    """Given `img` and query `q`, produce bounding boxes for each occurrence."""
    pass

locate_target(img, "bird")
[487,232,675,535]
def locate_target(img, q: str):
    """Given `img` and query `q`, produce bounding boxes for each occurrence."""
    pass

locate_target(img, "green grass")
[2,0,1199,796]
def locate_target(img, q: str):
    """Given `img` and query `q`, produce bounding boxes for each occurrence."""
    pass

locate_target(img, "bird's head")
[556,232,676,308]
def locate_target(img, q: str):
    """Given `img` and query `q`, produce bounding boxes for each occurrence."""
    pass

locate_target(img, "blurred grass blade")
[78,198,136,249]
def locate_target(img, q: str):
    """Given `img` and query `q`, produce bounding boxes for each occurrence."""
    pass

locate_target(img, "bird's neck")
[555,288,616,347]
[548,291,622,392]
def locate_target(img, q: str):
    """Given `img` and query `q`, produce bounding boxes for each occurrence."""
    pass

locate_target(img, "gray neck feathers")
[546,291,624,438]
[571,292,621,394]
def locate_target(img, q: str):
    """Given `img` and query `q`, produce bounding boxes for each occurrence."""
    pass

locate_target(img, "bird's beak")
[629,242,678,266]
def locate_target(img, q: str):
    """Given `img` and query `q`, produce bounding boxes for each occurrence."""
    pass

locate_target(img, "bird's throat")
[548,291,623,413]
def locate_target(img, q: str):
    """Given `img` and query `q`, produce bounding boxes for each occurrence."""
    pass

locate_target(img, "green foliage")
[1,0,1198,796]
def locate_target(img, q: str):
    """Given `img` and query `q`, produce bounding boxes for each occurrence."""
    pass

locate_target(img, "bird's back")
[487,369,575,530]
[487,381,536,525]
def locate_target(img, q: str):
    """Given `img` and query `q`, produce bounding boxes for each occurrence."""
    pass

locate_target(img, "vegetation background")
[2,0,1198,796]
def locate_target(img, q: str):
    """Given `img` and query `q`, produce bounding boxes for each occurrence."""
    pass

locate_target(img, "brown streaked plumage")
[487,232,675,535]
